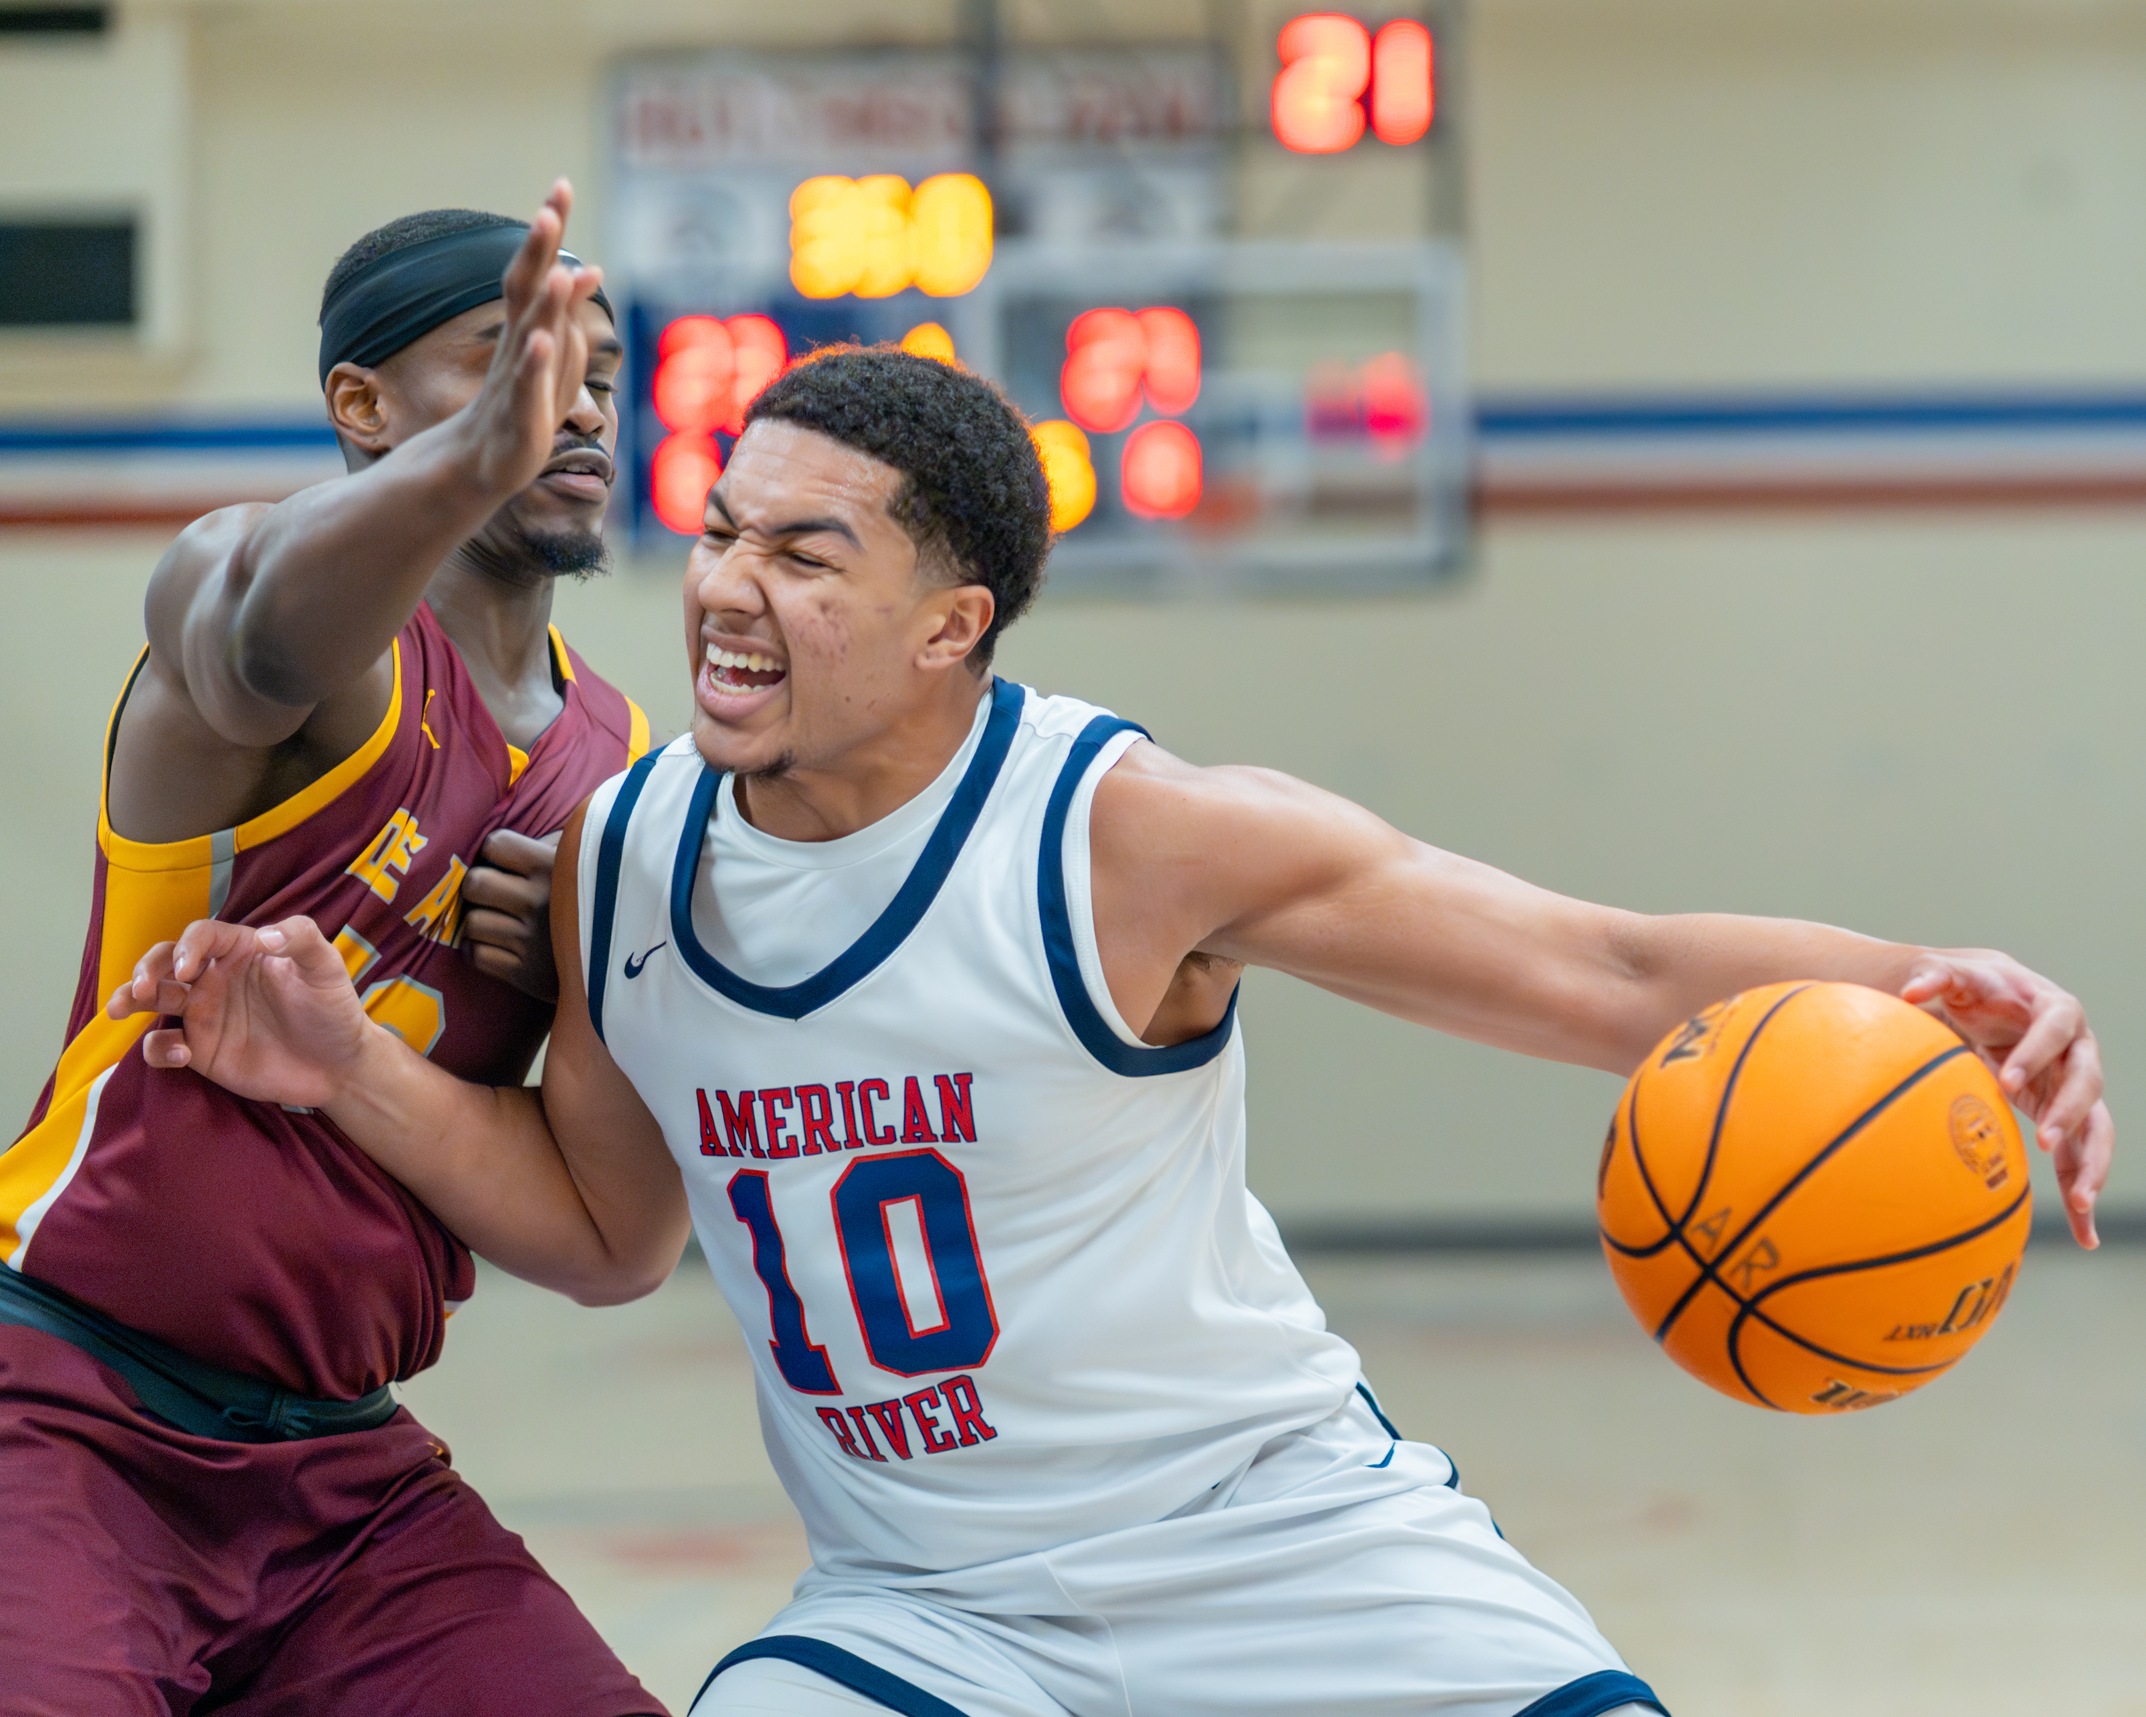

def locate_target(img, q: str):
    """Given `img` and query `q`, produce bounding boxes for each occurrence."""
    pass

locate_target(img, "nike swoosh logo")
[623,941,666,980]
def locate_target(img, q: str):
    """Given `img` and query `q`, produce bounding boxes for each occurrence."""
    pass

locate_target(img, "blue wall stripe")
[0,421,337,455]
[1477,392,2146,439]
[14,392,2146,460]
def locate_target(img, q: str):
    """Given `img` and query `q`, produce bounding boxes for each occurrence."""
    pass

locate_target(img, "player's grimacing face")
[681,420,976,776]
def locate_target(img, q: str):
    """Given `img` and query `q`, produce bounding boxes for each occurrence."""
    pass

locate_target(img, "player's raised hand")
[106,917,372,1111]
[457,179,606,499]
[1902,950,2112,1248]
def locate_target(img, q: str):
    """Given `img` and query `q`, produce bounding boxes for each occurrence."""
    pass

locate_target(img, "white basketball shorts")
[692,1389,1666,1717]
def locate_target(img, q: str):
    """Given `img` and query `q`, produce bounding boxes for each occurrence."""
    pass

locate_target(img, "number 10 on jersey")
[727,1147,1000,1395]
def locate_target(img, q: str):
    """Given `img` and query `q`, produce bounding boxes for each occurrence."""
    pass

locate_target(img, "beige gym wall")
[2,0,2139,1223]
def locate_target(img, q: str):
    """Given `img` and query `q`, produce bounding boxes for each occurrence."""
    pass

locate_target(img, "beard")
[518,523,611,579]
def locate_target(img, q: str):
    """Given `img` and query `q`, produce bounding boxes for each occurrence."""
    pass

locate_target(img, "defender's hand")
[106,917,372,1110]
[462,828,561,1001]
[457,180,605,500]
[1902,951,2112,1249]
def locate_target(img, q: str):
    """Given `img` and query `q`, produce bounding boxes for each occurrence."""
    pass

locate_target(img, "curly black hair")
[320,208,520,320]
[745,346,1050,663]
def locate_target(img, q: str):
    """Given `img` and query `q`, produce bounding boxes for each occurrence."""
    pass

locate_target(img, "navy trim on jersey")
[587,750,662,1045]
[667,678,1023,1021]
[1037,714,1239,1077]
[1355,1380,1404,1440]
[1513,1670,1668,1717]
[1355,1380,1408,1471]
[695,1636,969,1717]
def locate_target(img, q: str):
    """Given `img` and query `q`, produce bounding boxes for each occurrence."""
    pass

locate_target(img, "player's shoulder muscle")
[142,502,273,657]
[1090,741,1410,946]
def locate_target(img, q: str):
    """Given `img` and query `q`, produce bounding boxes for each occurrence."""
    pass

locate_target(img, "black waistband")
[0,1265,398,1442]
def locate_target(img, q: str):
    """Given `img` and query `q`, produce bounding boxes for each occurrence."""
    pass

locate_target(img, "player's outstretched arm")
[104,800,689,1304]
[1090,745,2112,1247]
[141,181,602,750]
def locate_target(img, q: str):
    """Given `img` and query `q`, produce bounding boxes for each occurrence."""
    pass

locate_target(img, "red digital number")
[1272,14,1435,153]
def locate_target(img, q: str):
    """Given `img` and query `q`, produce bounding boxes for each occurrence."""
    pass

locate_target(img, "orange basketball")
[1597,981,2031,1413]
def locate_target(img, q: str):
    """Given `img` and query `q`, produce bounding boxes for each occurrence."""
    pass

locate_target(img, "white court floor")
[398,1246,2146,1717]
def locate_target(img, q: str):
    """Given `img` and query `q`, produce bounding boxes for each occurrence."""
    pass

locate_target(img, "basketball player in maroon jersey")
[0,184,671,1713]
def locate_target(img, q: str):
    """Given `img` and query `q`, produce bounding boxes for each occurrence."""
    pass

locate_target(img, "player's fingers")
[515,326,558,401]
[170,918,257,983]
[1909,952,2034,1019]
[556,307,592,419]
[510,264,574,383]
[2029,1030,2103,1153]
[259,915,348,987]
[108,976,171,1020]
[1997,990,2086,1100]
[460,863,545,914]
[2053,1100,2113,1249]
[148,977,195,1016]
[501,198,563,315]
[111,940,180,1016]
[1898,961,1957,1007]
[460,906,531,956]
[465,940,523,983]
[142,1027,192,1069]
[477,828,560,875]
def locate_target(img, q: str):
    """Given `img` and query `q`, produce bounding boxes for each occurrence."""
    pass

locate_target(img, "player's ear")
[324,362,394,460]
[918,584,994,673]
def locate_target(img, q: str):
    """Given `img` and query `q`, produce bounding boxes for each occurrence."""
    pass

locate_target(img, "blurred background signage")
[608,9,1469,591]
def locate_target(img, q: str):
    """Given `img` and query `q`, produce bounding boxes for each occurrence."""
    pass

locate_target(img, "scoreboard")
[608,13,1467,591]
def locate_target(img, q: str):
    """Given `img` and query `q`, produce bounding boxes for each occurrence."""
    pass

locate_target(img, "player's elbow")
[562,1243,684,1307]
[565,1271,668,1309]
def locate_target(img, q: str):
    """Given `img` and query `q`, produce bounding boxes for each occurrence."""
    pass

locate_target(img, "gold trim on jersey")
[97,641,406,873]
[2,644,407,1266]
[548,622,649,761]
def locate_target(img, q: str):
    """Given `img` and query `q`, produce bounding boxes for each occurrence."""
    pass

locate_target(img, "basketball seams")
[1725,1185,2032,1391]
[1709,1042,1971,1279]
[1602,984,1811,1264]
[1601,1081,1680,1258]
[1678,984,1814,1233]
[1724,1288,1782,1408]
[1651,1039,1971,1346]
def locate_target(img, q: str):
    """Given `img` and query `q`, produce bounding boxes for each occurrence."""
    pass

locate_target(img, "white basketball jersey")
[580,681,1361,1577]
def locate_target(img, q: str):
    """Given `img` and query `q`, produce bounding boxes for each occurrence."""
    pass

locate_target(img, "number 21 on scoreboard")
[1273,14,1435,155]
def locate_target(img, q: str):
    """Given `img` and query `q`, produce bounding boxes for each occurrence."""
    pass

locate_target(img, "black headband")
[317,223,614,385]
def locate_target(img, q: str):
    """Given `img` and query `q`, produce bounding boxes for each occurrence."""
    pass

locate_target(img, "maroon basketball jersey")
[3,603,649,1397]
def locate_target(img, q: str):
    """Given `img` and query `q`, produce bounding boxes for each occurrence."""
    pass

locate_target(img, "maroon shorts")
[0,1326,665,1716]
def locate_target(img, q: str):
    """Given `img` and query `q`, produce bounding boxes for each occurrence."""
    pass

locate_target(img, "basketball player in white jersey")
[114,349,2111,1717]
